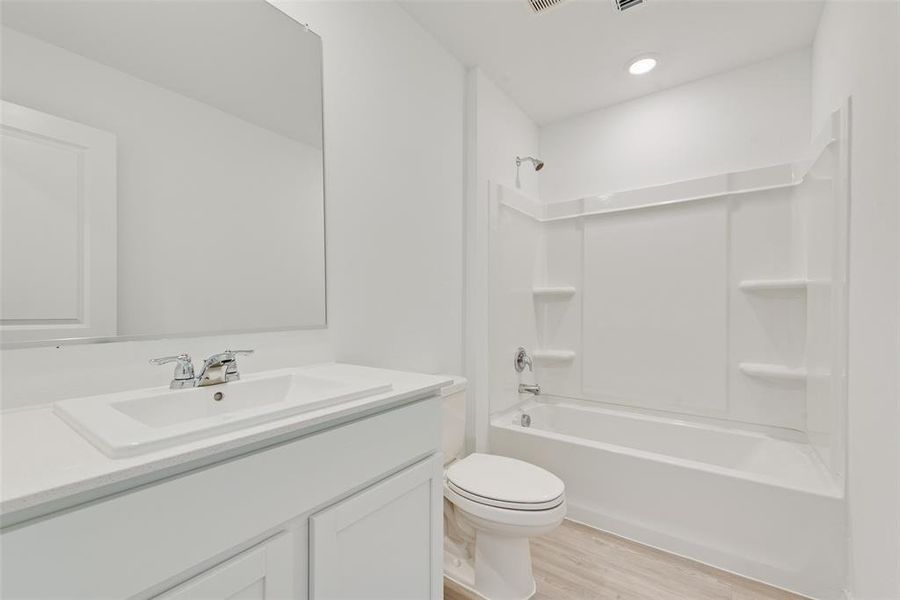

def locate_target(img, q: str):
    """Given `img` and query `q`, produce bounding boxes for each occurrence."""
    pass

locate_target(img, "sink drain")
[213,391,224,402]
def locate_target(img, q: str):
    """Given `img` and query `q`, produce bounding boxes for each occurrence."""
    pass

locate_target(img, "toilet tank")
[439,376,467,464]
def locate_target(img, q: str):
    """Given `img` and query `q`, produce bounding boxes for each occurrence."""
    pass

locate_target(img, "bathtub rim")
[492,397,843,500]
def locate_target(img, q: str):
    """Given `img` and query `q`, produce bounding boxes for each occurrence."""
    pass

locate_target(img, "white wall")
[466,69,540,450]
[1,1,467,408]
[472,70,542,199]
[539,49,812,203]
[275,1,466,377]
[810,2,900,598]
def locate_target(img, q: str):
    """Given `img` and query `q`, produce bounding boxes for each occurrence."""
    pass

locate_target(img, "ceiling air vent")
[614,0,644,11]
[528,0,566,14]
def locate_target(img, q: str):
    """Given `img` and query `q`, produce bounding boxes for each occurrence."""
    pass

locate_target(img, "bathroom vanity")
[0,364,448,599]
[0,4,451,596]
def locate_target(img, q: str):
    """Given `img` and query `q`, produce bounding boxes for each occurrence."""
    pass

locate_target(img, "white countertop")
[1,363,450,524]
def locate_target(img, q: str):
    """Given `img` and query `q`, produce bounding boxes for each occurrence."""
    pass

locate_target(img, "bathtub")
[490,397,845,600]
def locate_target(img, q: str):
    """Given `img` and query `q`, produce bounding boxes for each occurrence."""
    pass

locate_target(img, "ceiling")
[399,0,824,125]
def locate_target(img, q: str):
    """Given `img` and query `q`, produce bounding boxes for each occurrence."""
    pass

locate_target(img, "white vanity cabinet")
[310,457,443,599]
[1,397,443,600]
[157,532,295,600]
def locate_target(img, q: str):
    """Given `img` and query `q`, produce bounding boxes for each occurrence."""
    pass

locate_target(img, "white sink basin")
[53,368,393,458]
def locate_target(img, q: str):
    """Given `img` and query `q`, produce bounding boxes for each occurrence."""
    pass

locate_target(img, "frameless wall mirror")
[0,0,326,346]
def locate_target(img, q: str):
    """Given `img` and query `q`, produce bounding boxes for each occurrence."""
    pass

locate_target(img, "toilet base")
[473,531,537,600]
[444,499,557,600]
[443,535,537,600]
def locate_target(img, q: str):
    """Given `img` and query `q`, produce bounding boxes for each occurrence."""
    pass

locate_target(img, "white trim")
[464,68,491,454]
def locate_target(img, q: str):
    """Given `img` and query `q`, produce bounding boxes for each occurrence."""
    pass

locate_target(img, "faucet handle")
[222,349,254,368]
[150,353,192,366]
[150,353,195,387]
[514,347,533,373]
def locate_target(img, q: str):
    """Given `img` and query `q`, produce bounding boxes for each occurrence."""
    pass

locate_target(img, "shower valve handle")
[514,347,533,373]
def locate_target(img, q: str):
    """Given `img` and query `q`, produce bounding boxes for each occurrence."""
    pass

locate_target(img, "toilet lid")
[446,453,564,508]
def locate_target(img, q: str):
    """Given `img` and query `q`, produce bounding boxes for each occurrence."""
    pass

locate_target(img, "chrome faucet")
[149,354,196,389]
[518,382,542,395]
[150,349,254,389]
[514,347,541,395]
[195,350,254,386]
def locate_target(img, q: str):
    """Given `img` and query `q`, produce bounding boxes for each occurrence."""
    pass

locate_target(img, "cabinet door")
[309,455,442,600]
[157,532,294,600]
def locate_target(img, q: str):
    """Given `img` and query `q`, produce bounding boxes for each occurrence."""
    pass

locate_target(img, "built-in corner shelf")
[533,350,576,365]
[738,279,808,292]
[533,286,577,300]
[738,362,807,382]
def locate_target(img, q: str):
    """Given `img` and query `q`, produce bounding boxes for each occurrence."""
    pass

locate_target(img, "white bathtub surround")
[495,103,848,459]
[492,398,843,598]
[487,105,849,599]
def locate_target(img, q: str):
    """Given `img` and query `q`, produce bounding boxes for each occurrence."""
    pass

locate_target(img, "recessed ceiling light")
[628,56,658,75]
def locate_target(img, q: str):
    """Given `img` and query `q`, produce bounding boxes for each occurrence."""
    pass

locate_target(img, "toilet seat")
[446,480,564,510]
[445,453,565,511]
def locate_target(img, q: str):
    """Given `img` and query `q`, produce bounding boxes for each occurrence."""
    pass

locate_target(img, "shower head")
[516,156,545,171]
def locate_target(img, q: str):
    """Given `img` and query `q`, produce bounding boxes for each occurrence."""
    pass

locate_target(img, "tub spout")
[518,383,541,395]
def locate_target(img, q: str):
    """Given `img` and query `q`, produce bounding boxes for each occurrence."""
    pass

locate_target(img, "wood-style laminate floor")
[444,520,809,600]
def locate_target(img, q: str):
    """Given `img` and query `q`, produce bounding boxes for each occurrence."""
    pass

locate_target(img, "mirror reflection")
[0,0,326,345]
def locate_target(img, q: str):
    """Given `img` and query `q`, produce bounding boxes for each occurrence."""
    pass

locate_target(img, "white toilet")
[440,377,566,600]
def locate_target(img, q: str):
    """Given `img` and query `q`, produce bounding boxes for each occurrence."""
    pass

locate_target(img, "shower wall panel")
[581,200,729,414]
[488,189,544,415]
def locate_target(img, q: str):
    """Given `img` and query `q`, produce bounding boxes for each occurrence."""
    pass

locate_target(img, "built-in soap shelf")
[533,286,576,300]
[533,350,576,365]
[738,362,807,382]
[739,279,809,292]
